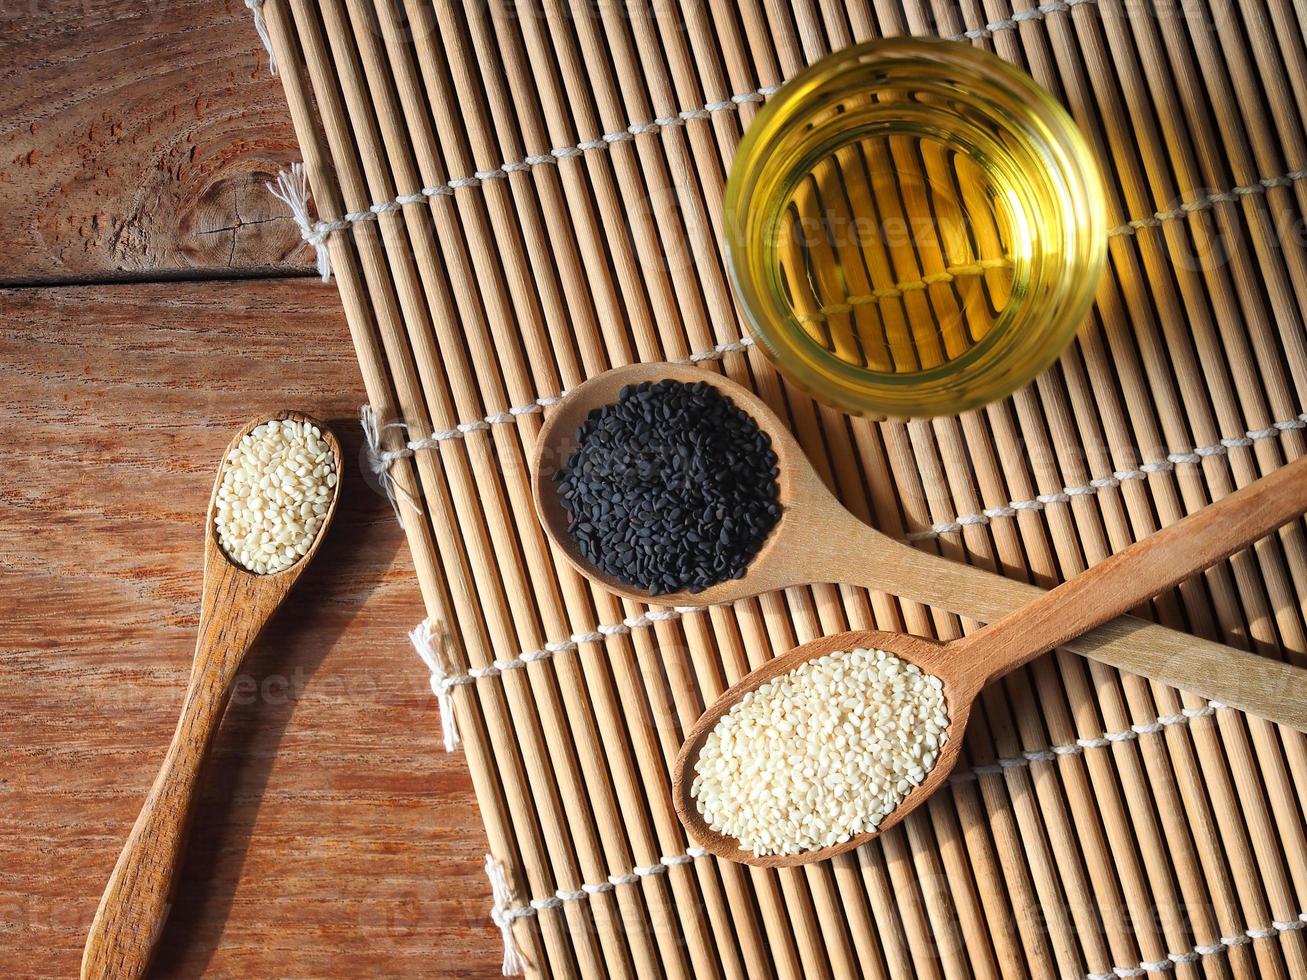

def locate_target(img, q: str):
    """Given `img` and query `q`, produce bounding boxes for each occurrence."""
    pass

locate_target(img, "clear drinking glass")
[725,38,1107,418]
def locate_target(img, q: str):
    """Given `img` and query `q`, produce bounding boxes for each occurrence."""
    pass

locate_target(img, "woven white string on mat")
[1086,912,1307,980]
[410,606,706,737]
[414,602,1225,763]
[354,340,753,521]
[369,336,754,460]
[244,0,276,75]
[475,698,1232,975]
[906,412,1307,539]
[357,404,425,526]
[341,158,1307,460]
[406,559,1269,710]
[803,257,1014,323]
[266,164,330,279]
[483,850,708,977]
[389,408,1307,681]
[257,0,1101,280]
[810,165,1307,322]
[485,856,530,976]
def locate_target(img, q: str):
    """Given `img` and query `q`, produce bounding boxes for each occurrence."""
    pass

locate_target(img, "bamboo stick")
[1152,0,1307,819]
[795,4,1074,973]
[644,5,933,975]
[1234,0,1307,830]
[929,10,1211,977]
[695,5,920,966]
[514,3,831,977]
[363,5,679,977]
[785,5,1015,976]
[478,15,746,975]
[618,4,909,975]
[1003,3,1301,977]
[735,5,1010,976]
[987,6,1276,977]
[473,1,758,977]
[426,7,721,976]
[530,2,842,975]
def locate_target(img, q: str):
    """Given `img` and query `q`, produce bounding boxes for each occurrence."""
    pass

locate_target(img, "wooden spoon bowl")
[673,629,974,868]
[531,361,838,605]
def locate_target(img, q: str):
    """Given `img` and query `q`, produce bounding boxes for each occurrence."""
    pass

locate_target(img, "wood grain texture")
[0,0,314,283]
[0,281,500,979]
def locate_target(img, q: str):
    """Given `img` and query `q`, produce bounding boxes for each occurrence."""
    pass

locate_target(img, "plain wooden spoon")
[531,362,1307,733]
[81,412,342,980]
[673,454,1307,866]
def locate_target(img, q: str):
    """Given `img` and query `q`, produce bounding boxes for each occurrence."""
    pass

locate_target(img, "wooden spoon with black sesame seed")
[81,412,341,980]
[669,452,1307,866]
[531,363,1307,739]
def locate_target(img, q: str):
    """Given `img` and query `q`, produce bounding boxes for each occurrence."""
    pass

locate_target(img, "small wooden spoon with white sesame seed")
[532,364,1307,736]
[82,411,341,980]
[671,455,1307,866]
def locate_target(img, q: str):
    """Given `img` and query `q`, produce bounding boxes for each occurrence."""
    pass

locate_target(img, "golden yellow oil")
[778,133,1018,374]
[726,40,1107,418]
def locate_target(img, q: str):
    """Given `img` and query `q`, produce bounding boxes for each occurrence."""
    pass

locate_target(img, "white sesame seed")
[213,419,337,574]
[690,647,949,857]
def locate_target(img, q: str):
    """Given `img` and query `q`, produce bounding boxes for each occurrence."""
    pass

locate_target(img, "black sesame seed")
[553,378,781,595]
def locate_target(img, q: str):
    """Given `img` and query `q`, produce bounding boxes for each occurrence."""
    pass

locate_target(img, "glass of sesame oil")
[726,38,1106,418]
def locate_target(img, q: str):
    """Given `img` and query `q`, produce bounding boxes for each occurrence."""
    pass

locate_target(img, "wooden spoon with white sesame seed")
[670,454,1307,866]
[532,363,1307,741]
[82,411,341,980]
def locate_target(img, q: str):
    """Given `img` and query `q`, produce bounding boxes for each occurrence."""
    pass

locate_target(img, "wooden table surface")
[0,3,502,976]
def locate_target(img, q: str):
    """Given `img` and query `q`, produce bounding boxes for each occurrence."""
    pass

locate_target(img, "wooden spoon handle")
[82,553,284,980]
[812,516,1307,731]
[964,454,1307,687]
[80,670,231,980]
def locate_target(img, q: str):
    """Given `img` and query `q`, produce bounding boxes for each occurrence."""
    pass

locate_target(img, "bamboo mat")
[249,1,1307,977]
